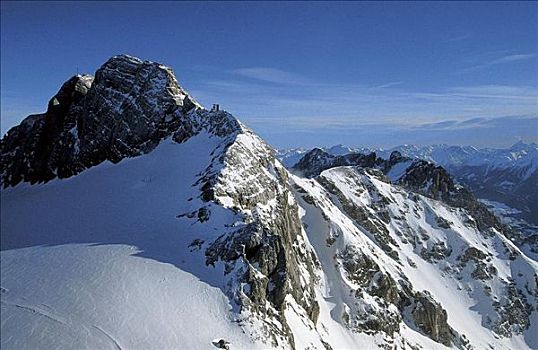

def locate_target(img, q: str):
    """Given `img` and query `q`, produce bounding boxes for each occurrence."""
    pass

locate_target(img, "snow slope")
[0,117,327,349]
[1,134,262,350]
[291,166,538,349]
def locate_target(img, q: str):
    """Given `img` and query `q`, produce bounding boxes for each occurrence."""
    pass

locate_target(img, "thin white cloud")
[231,67,311,85]
[489,54,535,64]
[459,53,536,73]
[412,115,538,131]
[448,85,538,100]
[445,34,471,42]
[191,76,538,134]
[372,81,403,89]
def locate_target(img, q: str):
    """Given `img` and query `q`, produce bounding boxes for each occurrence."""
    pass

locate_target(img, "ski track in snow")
[92,326,123,350]
[0,297,124,350]
[0,299,69,326]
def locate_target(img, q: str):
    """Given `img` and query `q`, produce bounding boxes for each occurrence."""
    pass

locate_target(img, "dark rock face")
[409,292,454,346]
[493,283,533,336]
[384,150,411,173]
[340,244,400,306]
[338,245,402,335]
[292,148,331,177]
[457,247,498,281]
[389,150,405,164]
[1,55,200,187]
[74,55,199,164]
[211,339,230,350]
[292,148,379,178]
[397,160,454,200]
[1,75,93,186]
[420,242,452,262]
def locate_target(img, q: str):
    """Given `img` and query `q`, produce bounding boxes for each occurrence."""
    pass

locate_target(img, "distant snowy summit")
[279,142,538,173]
[2,55,537,350]
[381,142,538,180]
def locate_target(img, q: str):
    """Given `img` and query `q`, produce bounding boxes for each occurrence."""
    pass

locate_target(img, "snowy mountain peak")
[389,150,406,163]
[1,55,321,348]
[0,55,219,187]
[293,147,378,178]
[510,140,536,151]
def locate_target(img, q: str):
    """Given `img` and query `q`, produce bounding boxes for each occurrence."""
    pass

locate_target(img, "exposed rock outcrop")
[409,292,454,346]
[292,148,378,178]
[203,128,319,347]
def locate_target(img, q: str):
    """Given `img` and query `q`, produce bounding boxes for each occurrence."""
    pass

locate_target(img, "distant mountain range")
[278,142,538,232]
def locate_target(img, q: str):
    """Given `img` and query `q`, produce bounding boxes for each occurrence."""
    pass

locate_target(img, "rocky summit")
[1,56,537,350]
[1,55,201,187]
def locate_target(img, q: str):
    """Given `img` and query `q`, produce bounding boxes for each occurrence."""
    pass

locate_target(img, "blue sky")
[1,1,537,148]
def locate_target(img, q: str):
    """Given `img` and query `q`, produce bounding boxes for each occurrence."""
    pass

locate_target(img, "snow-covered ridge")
[282,142,538,236]
[379,142,538,184]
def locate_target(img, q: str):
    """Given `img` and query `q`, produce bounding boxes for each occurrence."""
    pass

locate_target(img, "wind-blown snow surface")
[0,134,262,350]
